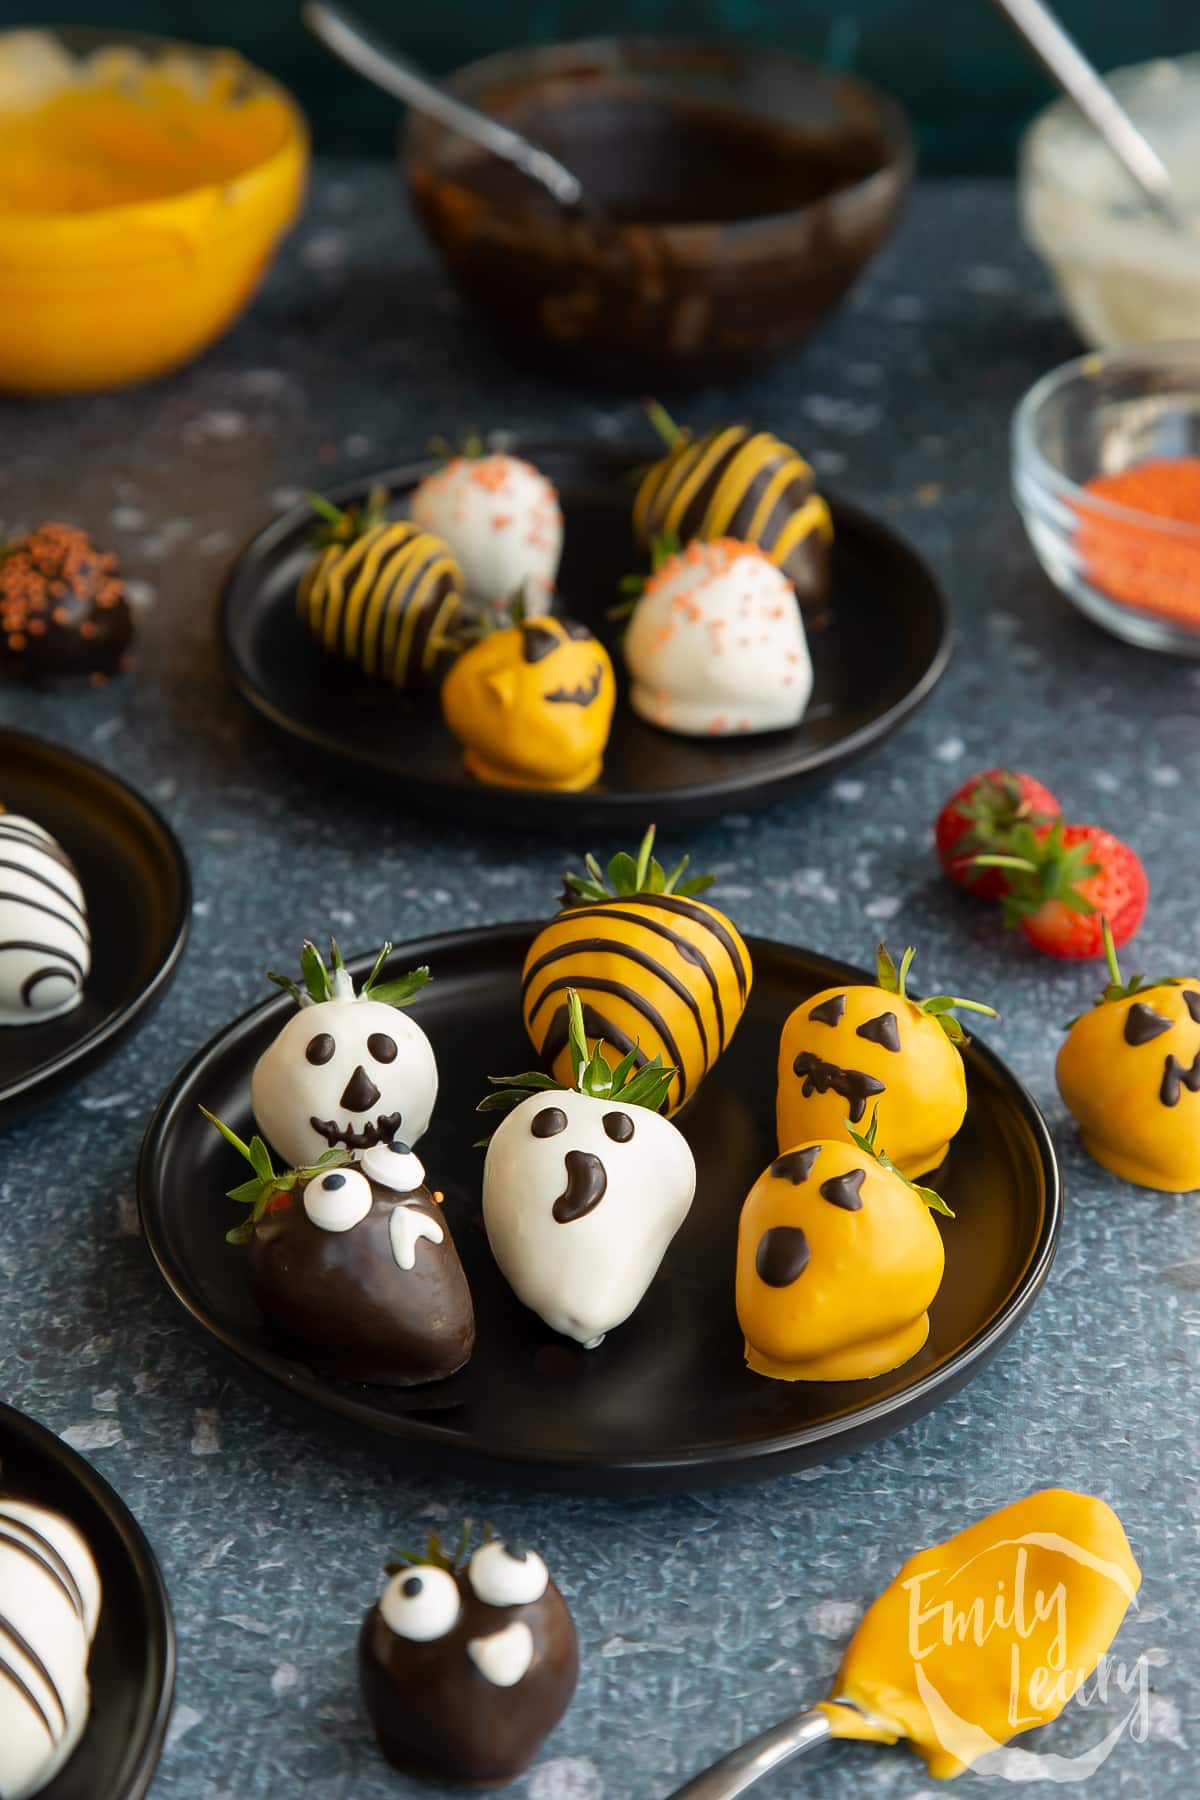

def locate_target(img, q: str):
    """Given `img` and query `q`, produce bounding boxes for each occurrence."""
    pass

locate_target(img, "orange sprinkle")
[1078,457,1200,624]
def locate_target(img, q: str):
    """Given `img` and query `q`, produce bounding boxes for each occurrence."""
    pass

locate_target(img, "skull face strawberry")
[480,990,696,1348]
[251,939,437,1168]
[359,1528,578,1786]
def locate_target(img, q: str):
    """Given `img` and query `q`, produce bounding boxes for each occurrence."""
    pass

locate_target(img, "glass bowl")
[1012,342,1200,654]
[403,38,913,389]
[0,26,308,394]
[1019,55,1200,348]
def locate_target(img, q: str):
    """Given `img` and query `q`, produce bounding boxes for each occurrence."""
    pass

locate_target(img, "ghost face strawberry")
[480,990,696,1347]
[935,769,1060,898]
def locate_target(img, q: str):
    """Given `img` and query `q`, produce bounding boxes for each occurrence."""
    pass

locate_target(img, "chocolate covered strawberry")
[935,769,1060,898]
[980,822,1148,959]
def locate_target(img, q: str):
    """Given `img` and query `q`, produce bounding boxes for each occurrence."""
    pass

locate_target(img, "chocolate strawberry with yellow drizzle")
[777,943,996,1179]
[1057,918,1200,1191]
[202,1110,474,1385]
[522,825,753,1117]
[296,486,463,690]
[632,405,833,621]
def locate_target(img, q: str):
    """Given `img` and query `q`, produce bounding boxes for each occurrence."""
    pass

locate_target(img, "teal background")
[11,2,1198,170]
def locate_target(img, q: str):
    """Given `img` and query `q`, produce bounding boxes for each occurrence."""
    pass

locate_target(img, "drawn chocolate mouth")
[544,665,603,707]
[552,1149,607,1224]
[310,1110,402,1150]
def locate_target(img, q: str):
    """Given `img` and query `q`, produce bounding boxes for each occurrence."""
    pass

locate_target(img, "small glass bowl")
[1012,342,1200,655]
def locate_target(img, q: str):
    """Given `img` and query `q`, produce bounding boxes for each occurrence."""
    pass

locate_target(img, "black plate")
[219,446,951,829]
[0,1400,175,1799]
[0,730,191,1127]
[139,928,1060,1494]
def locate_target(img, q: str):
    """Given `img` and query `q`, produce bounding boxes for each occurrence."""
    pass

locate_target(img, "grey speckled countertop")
[0,167,1197,1799]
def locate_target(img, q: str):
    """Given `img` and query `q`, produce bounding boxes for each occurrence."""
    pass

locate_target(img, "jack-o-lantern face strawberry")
[359,1530,578,1786]
[736,1116,950,1382]
[441,612,616,791]
[776,944,996,1180]
[1057,923,1200,1191]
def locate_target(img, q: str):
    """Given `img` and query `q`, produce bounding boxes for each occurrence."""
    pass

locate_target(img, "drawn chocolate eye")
[306,1032,335,1065]
[368,1032,398,1063]
[380,1565,461,1641]
[603,1111,634,1143]
[468,1540,549,1607]
[521,624,559,664]
[531,1106,568,1138]
[303,1166,372,1232]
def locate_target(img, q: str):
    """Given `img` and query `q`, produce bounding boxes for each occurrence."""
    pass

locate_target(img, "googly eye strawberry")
[251,939,437,1167]
[479,989,696,1348]
[359,1524,578,1785]
[202,1112,474,1385]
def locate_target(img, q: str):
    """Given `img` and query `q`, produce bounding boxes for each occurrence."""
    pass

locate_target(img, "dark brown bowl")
[402,38,913,389]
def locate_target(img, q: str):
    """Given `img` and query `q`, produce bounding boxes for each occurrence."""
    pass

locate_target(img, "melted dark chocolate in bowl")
[459,95,886,225]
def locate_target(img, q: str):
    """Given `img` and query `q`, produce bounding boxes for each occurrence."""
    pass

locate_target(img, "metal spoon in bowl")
[991,0,1192,232]
[302,0,587,212]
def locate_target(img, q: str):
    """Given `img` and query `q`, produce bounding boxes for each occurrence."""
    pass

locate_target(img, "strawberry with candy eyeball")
[479,990,696,1348]
[202,1113,475,1385]
[251,940,437,1168]
[410,446,563,609]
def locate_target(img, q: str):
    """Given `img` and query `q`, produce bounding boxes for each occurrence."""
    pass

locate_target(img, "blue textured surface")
[0,168,1195,1798]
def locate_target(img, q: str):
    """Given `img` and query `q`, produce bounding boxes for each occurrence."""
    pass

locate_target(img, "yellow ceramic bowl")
[0,28,308,393]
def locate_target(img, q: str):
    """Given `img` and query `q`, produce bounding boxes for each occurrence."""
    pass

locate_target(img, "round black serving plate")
[0,730,191,1127]
[219,445,951,829]
[0,1400,175,1799]
[139,928,1060,1494]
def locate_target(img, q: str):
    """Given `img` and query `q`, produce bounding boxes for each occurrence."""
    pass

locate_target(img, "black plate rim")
[217,444,954,816]
[0,727,192,1114]
[138,924,1062,1487]
[0,1397,176,1800]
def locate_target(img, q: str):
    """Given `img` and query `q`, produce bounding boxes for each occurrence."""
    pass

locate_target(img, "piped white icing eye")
[303,1166,372,1232]
[468,1540,549,1607]
[361,1139,426,1193]
[380,1564,461,1642]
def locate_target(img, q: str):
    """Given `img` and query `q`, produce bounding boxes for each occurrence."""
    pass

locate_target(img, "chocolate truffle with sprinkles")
[0,522,133,684]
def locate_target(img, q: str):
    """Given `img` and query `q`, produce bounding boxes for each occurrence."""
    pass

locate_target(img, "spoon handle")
[302,0,585,210]
[663,1708,833,1798]
[991,0,1185,227]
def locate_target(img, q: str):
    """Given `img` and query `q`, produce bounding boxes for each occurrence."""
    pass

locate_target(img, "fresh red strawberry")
[935,769,1060,898]
[981,822,1148,959]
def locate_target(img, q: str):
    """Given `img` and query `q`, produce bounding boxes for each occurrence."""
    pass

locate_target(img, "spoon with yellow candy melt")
[666,1490,1140,1796]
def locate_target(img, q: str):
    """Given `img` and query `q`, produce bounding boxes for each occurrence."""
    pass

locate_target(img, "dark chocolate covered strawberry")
[202,1113,474,1385]
[359,1527,578,1785]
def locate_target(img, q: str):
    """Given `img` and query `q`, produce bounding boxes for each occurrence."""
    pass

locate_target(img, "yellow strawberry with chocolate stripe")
[776,944,996,1180]
[1057,920,1200,1191]
[522,825,752,1117]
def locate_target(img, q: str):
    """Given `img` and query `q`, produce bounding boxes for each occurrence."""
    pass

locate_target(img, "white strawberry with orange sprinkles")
[623,537,812,736]
[410,452,562,608]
